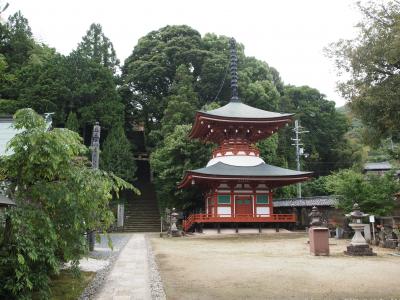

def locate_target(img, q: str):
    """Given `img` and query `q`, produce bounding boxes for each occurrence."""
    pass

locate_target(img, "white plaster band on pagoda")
[206,154,265,167]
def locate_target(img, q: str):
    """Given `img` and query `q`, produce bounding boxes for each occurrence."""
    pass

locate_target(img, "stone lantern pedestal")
[344,203,376,256]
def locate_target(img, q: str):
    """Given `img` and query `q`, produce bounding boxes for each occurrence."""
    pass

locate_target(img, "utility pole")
[291,120,309,199]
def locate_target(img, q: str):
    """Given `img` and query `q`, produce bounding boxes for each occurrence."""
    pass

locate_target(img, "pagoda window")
[217,195,231,204]
[256,194,269,204]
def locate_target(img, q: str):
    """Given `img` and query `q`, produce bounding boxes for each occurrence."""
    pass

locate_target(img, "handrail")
[182,213,296,231]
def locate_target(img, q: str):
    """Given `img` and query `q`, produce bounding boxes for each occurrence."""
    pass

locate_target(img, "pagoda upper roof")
[179,162,312,189]
[189,102,294,142]
[200,101,293,120]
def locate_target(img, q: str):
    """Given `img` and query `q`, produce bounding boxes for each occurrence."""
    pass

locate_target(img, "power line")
[291,120,309,198]
[213,61,230,102]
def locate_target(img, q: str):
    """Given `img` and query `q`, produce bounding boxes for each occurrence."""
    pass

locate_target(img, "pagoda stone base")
[344,244,376,256]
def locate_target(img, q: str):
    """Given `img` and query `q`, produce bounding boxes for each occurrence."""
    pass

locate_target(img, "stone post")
[87,122,101,251]
[308,206,329,256]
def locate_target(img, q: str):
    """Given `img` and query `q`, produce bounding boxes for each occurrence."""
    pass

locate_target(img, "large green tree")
[0,13,124,142]
[278,85,352,176]
[121,26,285,138]
[75,23,120,74]
[325,169,400,215]
[0,109,134,298]
[150,125,211,210]
[0,11,34,72]
[100,124,137,182]
[122,25,206,132]
[328,1,400,143]
[160,64,199,135]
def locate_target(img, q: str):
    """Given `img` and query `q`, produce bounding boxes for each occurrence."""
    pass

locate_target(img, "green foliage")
[161,65,199,135]
[0,11,34,72]
[151,125,211,210]
[301,176,330,197]
[328,1,400,143]
[100,124,137,182]
[0,13,124,141]
[279,85,352,175]
[75,23,120,74]
[65,111,79,132]
[0,109,134,298]
[121,26,283,134]
[257,134,281,165]
[325,169,400,215]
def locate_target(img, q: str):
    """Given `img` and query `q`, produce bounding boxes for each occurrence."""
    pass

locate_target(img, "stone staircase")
[123,181,161,232]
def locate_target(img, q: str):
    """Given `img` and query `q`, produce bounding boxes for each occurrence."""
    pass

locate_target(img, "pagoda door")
[235,195,253,216]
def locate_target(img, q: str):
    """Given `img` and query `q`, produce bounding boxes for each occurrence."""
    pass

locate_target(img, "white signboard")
[217,207,231,217]
[256,207,270,216]
[369,215,375,223]
[117,204,124,227]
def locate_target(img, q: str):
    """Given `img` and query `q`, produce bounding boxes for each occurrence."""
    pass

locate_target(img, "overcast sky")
[6,0,364,107]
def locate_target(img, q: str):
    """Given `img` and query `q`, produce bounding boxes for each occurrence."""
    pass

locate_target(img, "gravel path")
[146,234,167,300]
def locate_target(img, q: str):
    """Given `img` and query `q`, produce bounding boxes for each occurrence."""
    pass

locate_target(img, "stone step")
[122,181,160,233]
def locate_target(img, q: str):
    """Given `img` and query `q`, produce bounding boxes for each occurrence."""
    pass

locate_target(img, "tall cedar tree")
[100,124,137,182]
[75,23,120,74]
[65,111,79,132]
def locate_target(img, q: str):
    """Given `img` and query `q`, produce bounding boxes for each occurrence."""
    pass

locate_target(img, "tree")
[325,169,400,215]
[160,64,199,134]
[150,125,211,210]
[75,23,120,74]
[100,124,137,182]
[0,14,124,137]
[65,111,79,132]
[122,25,205,132]
[279,85,352,175]
[0,109,135,298]
[0,11,34,72]
[8,52,124,137]
[121,26,285,138]
[328,1,400,143]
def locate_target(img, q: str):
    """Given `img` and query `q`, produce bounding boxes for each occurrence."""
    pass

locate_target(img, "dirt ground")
[151,232,400,300]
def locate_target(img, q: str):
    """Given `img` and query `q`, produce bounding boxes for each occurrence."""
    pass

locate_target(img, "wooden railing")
[182,213,296,232]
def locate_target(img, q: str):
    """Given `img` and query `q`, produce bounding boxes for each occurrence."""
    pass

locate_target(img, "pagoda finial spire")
[229,37,240,103]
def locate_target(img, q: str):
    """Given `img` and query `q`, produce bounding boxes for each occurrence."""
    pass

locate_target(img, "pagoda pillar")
[269,190,274,214]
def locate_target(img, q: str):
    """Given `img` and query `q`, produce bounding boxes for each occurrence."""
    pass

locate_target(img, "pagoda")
[180,38,312,232]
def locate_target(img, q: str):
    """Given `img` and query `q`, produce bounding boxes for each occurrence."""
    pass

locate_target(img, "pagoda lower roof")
[179,162,312,189]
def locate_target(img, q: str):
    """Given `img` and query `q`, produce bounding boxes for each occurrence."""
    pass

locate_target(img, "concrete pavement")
[95,234,152,300]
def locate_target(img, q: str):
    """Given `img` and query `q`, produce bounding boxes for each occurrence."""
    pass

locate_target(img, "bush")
[0,109,135,298]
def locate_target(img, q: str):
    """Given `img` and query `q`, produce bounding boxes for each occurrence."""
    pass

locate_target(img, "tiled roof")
[364,161,392,171]
[191,162,312,177]
[0,194,16,206]
[274,196,337,207]
[200,101,293,119]
[0,118,18,156]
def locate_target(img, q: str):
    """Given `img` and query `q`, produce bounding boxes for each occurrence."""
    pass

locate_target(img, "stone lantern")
[309,206,322,227]
[169,208,181,237]
[344,203,376,256]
